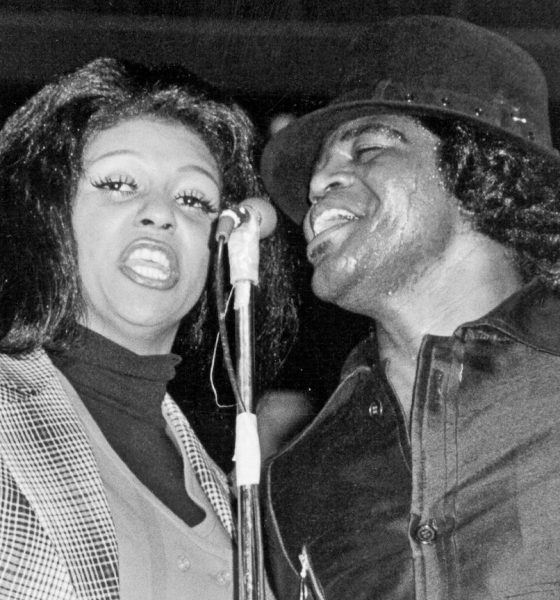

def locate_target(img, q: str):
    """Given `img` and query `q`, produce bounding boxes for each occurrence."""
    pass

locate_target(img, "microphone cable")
[214,237,247,412]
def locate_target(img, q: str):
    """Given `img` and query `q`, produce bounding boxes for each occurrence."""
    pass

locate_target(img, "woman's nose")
[135,195,176,231]
[308,155,355,202]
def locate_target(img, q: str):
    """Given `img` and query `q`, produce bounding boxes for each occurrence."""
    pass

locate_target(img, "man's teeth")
[313,208,358,236]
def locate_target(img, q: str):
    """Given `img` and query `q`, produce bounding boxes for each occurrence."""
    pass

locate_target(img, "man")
[259,15,560,600]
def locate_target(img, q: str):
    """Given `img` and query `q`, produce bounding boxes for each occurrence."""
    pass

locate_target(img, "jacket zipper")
[298,545,326,600]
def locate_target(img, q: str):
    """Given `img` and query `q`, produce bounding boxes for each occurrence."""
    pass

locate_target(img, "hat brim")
[261,99,560,224]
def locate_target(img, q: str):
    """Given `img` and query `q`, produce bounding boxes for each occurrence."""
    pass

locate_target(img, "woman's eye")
[91,176,137,195]
[175,191,218,215]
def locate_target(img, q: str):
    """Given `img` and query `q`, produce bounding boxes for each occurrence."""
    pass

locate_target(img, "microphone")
[215,197,277,242]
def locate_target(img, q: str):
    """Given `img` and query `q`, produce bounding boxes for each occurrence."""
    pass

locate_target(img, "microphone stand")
[227,216,265,600]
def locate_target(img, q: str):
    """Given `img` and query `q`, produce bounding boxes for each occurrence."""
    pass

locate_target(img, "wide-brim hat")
[262,16,560,224]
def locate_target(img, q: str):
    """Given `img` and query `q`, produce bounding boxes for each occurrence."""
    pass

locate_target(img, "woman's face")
[72,117,221,354]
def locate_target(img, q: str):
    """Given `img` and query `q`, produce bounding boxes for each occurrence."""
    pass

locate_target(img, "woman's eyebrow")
[177,165,221,189]
[83,149,139,165]
[83,152,221,189]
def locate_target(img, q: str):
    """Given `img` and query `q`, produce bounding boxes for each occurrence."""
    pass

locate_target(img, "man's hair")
[421,116,560,288]
[0,57,297,385]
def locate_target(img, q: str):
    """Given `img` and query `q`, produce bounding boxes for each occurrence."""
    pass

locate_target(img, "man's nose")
[308,156,355,202]
[134,195,176,231]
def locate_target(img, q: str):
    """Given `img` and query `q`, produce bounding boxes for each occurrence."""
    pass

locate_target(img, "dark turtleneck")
[48,326,205,526]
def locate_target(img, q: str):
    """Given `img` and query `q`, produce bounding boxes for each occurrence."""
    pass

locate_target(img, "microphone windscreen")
[241,197,277,239]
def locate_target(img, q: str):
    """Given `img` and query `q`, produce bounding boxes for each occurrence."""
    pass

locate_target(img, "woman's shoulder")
[0,348,57,395]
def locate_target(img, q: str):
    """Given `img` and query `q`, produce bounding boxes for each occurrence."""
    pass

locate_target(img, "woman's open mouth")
[119,239,179,290]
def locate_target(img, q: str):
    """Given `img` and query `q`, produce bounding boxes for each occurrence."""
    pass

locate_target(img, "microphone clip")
[215,206,249,243]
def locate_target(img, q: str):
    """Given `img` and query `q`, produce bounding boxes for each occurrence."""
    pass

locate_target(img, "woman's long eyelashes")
[88,176,219,214]
[90,175,137,194]
[175,191,219,214]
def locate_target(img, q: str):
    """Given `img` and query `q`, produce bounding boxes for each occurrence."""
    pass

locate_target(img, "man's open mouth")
[305,207,361,264]
[311,207,359,237]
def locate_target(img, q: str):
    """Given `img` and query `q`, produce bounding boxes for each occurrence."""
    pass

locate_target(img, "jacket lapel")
[0,350,119,599]
[162,395,235,538]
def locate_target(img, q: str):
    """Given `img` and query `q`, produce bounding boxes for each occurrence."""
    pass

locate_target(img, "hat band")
[336,79,551,150]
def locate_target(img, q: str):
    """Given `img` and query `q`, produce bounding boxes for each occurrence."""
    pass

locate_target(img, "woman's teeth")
[119,242,179,289]
[127,247,171,279]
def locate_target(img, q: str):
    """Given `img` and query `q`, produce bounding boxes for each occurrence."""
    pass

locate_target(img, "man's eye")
[91,176,137,194]
[175,191,218,214]
[354,146,383,162]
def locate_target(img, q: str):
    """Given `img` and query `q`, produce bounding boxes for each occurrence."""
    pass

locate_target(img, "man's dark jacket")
[264,281,560,600]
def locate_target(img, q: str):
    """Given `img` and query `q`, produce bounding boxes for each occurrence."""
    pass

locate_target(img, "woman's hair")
[0,57,298,386]
[420,116,560,288]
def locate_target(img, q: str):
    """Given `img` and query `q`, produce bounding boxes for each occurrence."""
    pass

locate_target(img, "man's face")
[303,114,466,316]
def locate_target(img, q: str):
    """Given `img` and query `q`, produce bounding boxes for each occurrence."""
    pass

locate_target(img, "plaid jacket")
[0,348,233,600]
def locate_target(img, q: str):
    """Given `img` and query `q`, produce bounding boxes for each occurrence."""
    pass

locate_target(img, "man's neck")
[373,235,523,420]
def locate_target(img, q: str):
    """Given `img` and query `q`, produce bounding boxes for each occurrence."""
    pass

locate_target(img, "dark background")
[1,1,559,469]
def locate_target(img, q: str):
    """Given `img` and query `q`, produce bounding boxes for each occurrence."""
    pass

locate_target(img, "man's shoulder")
[460,280,560,355]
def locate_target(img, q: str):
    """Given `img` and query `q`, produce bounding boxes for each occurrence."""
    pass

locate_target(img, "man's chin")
[311,268,350,306]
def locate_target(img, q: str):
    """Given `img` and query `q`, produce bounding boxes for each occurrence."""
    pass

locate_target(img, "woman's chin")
[82,301,192,349]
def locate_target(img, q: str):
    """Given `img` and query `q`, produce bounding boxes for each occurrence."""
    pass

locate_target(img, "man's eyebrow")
[338,122,407,143]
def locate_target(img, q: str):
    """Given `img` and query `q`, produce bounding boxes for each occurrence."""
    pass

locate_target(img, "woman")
[0,58,296,599]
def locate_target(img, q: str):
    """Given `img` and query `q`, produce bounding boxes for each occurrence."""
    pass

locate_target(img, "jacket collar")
[342,279,560,377]
[455,279,560,355]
